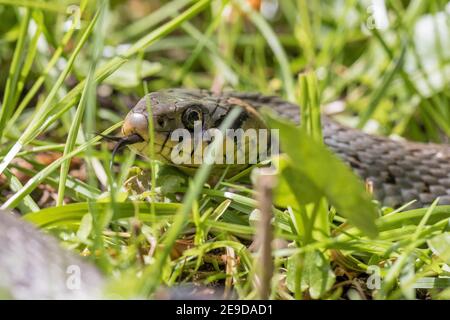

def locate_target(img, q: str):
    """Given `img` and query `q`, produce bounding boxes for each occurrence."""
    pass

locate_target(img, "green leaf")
[264,111,379,238]
[287,250,335,299]
[76,213,93,243]
[23,202,181,228]
[157,165,187,194]
[273,155,322,207]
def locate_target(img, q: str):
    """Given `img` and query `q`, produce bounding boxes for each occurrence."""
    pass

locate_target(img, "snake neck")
[226,91,450,208]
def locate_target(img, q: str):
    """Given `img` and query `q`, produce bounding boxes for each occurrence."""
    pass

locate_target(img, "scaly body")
[122,89,450,208]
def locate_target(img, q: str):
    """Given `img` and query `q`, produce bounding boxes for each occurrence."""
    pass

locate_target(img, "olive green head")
[121,89,268,176]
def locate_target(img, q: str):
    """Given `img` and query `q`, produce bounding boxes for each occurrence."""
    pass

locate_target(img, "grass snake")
[121,88,450,208]
[1,88,449,299]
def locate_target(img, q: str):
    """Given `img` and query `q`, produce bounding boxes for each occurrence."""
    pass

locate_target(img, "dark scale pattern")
[227,91,450,208]
[128,89,450,208]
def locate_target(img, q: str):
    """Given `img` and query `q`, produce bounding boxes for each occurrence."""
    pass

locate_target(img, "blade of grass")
[0,0,65,12]
[378,198,440,299]
[20,9,99,144]
[56,0,106,204]
[0,122,122,210]
[87,0,111,273]
[0,7,100,176]
[23,202,181,228]
[143,82,157,224]
[57,53,96,205]
[6,0,88,132]
[9,160,101,201]
[0,0,212,176]
[138,108,243,296]
[0,9,31,139]
[371,27,450,136]
[3,168,39,212]
[115,0,193,42]
[12,10,42,109]
[235,0,295,101]
[125,0,212,58]
[357,45,407,128]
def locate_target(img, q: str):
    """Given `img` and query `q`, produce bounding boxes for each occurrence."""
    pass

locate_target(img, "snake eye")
[156,116,166,129]
[182,106,202,130]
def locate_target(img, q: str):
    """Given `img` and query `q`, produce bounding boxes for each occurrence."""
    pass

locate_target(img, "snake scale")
[0,210,104,299]
[122,89,450,208]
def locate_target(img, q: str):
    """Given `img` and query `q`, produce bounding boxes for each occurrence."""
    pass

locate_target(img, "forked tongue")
[105,133,144,170]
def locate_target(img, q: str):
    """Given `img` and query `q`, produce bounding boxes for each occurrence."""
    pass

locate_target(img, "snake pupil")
[156,117,166,128]
[182,107,202,130]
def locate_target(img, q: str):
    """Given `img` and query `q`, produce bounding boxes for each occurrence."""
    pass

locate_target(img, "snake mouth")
[109,133,145,169]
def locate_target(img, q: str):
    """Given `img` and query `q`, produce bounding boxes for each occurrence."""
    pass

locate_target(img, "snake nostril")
[123,112,149,138]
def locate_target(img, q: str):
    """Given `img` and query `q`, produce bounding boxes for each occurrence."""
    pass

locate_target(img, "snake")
[0,210,222,299]
[120,88,450,209]
[1,89,449,299]
[0,210,105,299]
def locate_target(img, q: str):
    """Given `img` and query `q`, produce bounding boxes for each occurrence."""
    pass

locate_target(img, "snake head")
[121,88,268,174]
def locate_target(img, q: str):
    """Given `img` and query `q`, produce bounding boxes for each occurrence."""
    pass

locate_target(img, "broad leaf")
[264,111,378,238]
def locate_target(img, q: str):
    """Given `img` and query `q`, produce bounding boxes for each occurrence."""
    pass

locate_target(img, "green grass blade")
[0,8,100,176]
[23,202,181,228]
[1,122,122,210]
[357,45,406,128]
[115,0,193,42]
[0,9,31,139]
[3,168,39,212]
[236,0,295,101]
[0,0,65,12]
[138,107,242,296]
[6,2,88,132]
[264,113,379,238]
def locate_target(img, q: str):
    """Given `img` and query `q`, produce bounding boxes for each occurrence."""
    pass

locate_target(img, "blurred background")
[0,0,449,144]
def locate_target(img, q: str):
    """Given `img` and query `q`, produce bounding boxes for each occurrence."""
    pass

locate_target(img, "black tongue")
[95,132,123,142]
[110,134,144,170]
